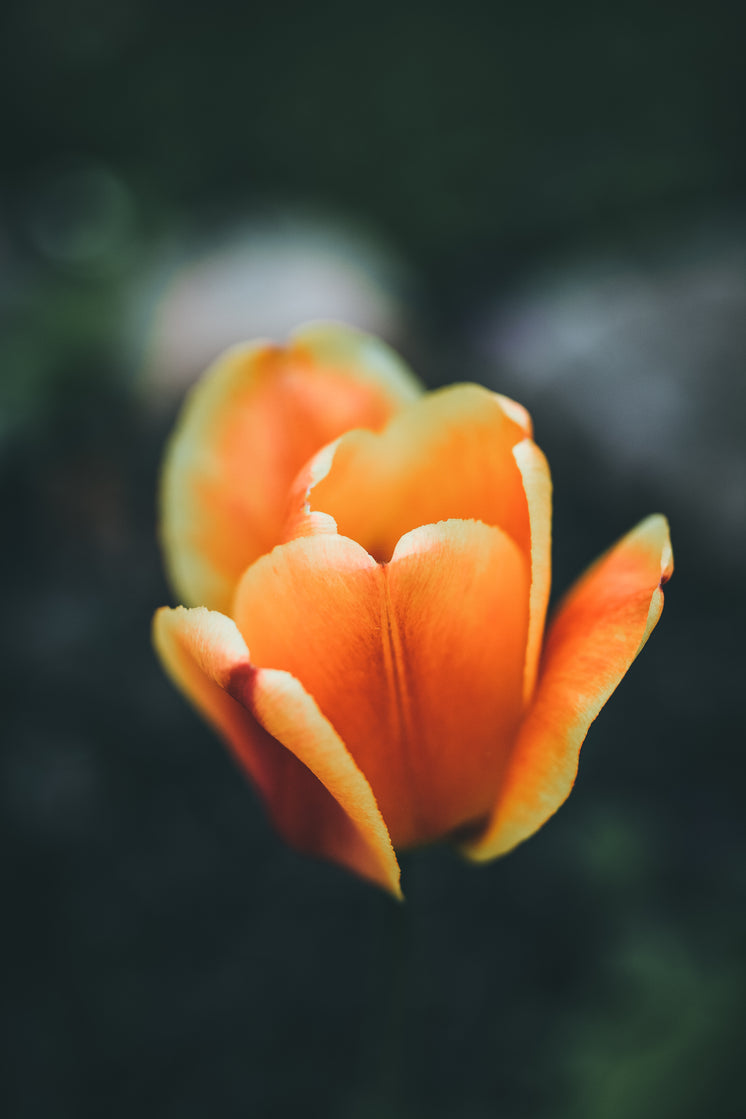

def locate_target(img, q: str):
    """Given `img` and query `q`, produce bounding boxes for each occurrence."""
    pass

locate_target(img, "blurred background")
[3,1,745,1116]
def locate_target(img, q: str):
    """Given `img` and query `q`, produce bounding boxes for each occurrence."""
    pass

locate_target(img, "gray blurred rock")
[474,222,746,568]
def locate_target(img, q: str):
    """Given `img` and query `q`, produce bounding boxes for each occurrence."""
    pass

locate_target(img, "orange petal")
[232,520,529,849]
[513,439,553,704]
[493,393,533,437]
[283,384,533,563]
[160,323,421,613]
[152,605,401,896]
[463,514,673,861]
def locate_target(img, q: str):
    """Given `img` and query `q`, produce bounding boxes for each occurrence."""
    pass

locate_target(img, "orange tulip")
[154,323,672,898]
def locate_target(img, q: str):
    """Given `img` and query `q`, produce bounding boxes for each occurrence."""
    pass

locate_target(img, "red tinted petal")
[153,605,401,895]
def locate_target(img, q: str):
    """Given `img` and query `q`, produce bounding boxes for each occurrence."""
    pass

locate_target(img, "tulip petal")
[513,439,553,704]
[464,514,673,861]
[232,521,530,849]
[287,384,535,563]
[153,605,402,896]
[493,393,533,436]
[160,323,421,614]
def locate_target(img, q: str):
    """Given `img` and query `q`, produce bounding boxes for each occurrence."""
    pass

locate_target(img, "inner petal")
[232,521,529,849]
[300,384,532,563]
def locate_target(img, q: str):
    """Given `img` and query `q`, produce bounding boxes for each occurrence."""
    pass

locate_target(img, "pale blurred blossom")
[133,215,412,405]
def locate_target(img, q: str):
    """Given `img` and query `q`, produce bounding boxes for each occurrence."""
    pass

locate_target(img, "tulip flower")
[154,323,672,897]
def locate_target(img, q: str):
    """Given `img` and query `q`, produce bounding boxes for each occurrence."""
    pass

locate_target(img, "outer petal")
[284,384,535,563]
[232,521,529,849]
[152,605,401,896]
[160,323,421,613]
[464,514,673,861]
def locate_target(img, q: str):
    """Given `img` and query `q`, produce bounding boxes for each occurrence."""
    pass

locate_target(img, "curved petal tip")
[463,513,672,863]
